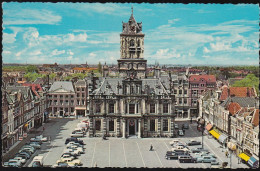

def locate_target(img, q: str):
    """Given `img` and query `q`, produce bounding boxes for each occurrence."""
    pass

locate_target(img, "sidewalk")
[2,123,46,163]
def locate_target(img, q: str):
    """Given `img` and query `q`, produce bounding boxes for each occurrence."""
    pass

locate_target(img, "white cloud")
[67,50,74,56]
[69,3,129,16]
[2,51,11,54]
[51,49,65,56]
[203,47,210,53]
[4,9,61,25]
[89,52,97,58]
[154,48,181,59]
[3,32,17,43]
[64,33,87,42]
[29,50,42,56]
[15,51,22,57]
[168,18,180,24]
[210,42,231,51]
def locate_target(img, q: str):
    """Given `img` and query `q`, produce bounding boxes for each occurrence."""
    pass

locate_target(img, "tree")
[26,65,38,73]
[49,73,56,80]
[98,62,102,74]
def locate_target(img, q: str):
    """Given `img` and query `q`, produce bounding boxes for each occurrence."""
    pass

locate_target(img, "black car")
[61,153,78,159]
[187,140,201,146]
[183,123,189,129]
[165,151,179,160]
[65,137,84,145]
[178,155,197,163]
[172,149,190,155]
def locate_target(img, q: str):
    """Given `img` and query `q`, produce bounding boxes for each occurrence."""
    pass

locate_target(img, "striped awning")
[209,130,220,139]
[248,156,258,168]
[205,123,213,131]
[239,153,250,162]
[218,134,228,144]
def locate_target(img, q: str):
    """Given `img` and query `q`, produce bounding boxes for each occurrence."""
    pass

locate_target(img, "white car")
[64,149,80,156]
[169,139,181,146]
[56,158,82,166]
[66,142,84,148]
[171,146,190,152]
[67,146,84,154]
[70,132,84,137]
[35,135,48,142]
[13,157,26,164]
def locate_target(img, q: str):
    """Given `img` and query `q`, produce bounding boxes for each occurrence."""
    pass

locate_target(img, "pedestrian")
[225,151,228,158]
[150,144,153,151]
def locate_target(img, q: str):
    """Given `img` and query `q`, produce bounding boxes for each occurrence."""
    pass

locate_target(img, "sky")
[2,3,259,65]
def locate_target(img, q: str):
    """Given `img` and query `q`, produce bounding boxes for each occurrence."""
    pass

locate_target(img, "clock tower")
[118,7,147,79]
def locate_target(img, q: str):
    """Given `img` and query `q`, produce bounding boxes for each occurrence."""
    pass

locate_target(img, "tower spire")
[131,5,133,15]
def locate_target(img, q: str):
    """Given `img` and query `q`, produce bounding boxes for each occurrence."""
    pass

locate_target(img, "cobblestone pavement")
[13,118,249,168]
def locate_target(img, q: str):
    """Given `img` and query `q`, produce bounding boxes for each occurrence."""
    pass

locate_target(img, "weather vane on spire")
[131,5,133,15]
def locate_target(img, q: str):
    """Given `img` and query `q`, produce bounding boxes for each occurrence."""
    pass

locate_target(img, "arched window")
[130,39,134,46]
[137,40,140,47]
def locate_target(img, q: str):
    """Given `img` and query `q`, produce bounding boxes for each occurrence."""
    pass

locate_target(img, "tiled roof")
[219,87,255,101]
[189,75,216,82]
[228,102,241,116]
[252,109,259,127]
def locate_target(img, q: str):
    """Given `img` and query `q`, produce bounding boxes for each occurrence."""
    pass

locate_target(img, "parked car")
[174,124,179,129]
[3,162,10,167]
[20,147,34,154]
[67,144,84,151]
[61,153,77,160]
[178,129,184,136]
[56,158,82,166]
[169,139,181,146]
[172,143,188,148]
[191,147,209,153]
[53,162,69,168]
[15,152,30,159]
[7,159,22,167]
[63,149,80,156]
[165,151,179,160]
[65,137,84,145]
[66,142,84,148]
[30,138,42,143]
[196,156,217,163]
[187,140,201,146]
[22,145,36,151]
[18,149,32,156]
[178,155,197,163]
[29,142,41,149]
[36,135,48,142]
[61,152,78,158]
[171,146,190,152]
[172,149,191,155]
[70,132,84,138]
[183,123,189,129]
[32,161,42,167]
[67,146,84,154]
[13,156,26,164]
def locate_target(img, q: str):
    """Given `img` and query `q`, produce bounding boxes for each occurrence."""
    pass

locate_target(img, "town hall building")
[87,9,177,138]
